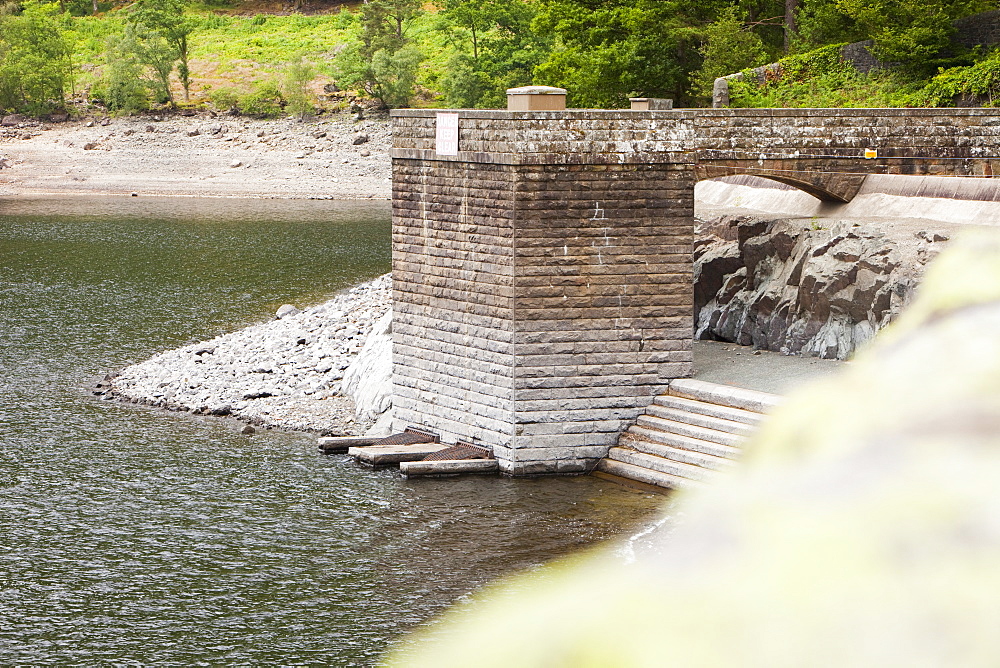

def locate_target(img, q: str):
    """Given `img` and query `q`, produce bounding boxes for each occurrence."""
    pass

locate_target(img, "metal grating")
[371,427,440,447]
[421,441,494,462]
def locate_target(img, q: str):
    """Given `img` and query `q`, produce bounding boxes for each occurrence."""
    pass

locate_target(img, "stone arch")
[694,164,869,203]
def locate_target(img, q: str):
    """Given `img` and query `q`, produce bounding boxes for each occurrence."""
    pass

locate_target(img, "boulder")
[1,114,23,127]
[275,304,300,319]
[352,133,369,145]
[341,310,392,421]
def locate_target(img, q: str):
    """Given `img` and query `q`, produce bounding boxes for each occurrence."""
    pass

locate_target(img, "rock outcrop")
[693,215,949,359]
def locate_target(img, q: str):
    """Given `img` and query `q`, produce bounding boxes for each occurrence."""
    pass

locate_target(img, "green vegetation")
[728,39,1000,108]
[0,3,74,115]
[0,0,997,116]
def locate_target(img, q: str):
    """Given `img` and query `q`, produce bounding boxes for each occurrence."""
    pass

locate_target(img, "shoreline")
[0,112,392,200]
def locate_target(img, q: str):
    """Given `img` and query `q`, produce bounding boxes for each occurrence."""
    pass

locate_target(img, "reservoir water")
[0,197,664,665]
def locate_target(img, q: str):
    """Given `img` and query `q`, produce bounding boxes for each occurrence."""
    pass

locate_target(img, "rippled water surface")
[0,196,664,665]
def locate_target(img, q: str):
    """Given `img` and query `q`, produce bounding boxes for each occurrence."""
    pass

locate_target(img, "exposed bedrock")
[694,215,948,360]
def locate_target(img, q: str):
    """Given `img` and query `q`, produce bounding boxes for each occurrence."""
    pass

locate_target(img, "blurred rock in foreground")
[389,229,1000,667]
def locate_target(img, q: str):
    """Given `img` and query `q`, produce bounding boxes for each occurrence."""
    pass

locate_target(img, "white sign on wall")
[435,112,460,156]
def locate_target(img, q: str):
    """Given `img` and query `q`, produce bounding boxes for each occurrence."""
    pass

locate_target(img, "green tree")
[437,0,549,107]
[793,0,864,51]
[335,0,424,108]
[0,2,74,115]
[836,0,992,70]
[691,6,771,99]
[283,55,315,118]
[128,0,194,101]
[531,0,728,108]
[101,29,151,112]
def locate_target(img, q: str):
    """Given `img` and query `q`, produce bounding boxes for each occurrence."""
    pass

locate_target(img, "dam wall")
[390,107,1000,474]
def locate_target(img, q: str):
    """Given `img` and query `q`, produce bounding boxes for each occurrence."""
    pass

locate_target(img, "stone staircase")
[596,379,782,491]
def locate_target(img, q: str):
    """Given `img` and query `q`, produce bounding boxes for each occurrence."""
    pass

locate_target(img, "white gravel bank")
[106,274,392,435]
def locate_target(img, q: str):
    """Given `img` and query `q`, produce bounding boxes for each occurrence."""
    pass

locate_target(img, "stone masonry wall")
[391,110,694,474]
[506,163,693,474]
[392,159,517,451]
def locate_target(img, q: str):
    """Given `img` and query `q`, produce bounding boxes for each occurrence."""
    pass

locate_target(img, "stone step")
[652,394,765,427]
[619,433,734,470]
[595,457,702,491]
[668,378,783,414]
[625,425,742,460]
[635,414,744,448]
[607,446,717,482]
[646,402,757,436]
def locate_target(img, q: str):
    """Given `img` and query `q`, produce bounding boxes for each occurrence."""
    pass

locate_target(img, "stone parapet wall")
[391,110,691,165]
[690,108,1000,200]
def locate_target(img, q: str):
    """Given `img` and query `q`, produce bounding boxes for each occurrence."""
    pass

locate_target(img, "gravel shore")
[103,274,392,435]
[0,111,391,199]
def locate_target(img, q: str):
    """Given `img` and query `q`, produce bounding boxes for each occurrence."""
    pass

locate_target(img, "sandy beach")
[0,111,391,200]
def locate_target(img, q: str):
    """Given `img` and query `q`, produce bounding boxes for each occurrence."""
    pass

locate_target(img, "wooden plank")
[317,436,382,454]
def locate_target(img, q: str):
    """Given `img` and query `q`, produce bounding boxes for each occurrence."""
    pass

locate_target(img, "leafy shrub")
[208,86,240,111]
[910,48,1000,106]
[238,80,284,117]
